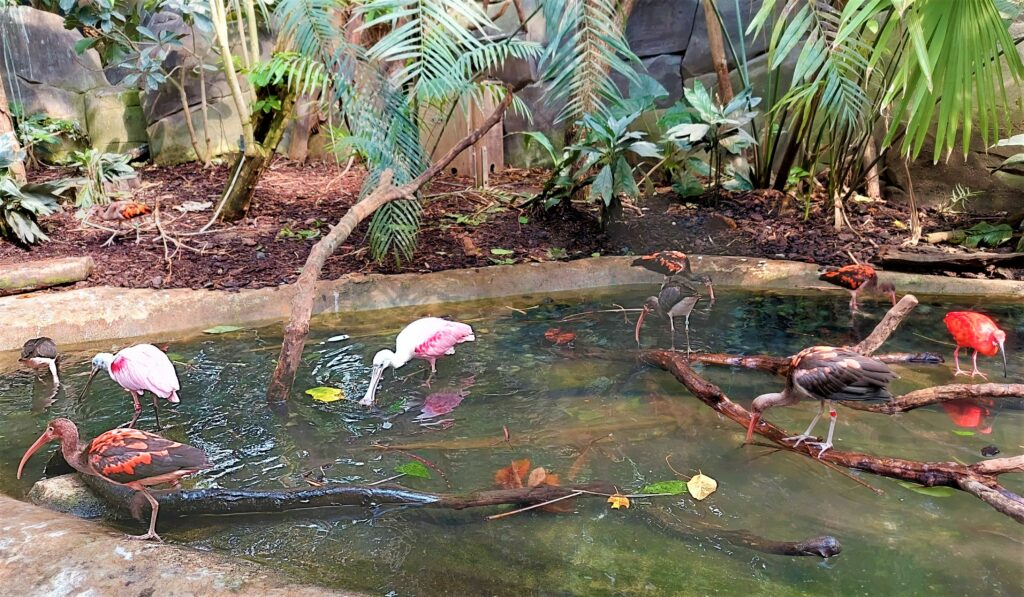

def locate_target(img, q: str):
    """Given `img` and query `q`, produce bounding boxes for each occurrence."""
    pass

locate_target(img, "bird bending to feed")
[17,418,209,541]
[631,250,714,293]
[745,346,895,458]
[361,317,475,406]
[20,337,60,387]
[818,264,895,313]
[635,277,714,353]
[81,344,180,430]
[944,311,1007,379]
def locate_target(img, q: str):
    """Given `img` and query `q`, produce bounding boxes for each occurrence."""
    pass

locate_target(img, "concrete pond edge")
[3,255,1023,353]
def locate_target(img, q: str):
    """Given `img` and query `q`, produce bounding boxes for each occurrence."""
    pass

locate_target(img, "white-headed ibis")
[361,318,475,406]
[82,344,180,430]
[944,311,1007,379]
[20,337,60,387]
[818,264,895,314]
[745,346,895,457]
[635,276,714,353]
[17,418,209,541]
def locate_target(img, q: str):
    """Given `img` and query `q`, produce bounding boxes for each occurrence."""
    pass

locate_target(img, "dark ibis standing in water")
[745,346,895,458]
[943,311,1007,379]
[20,337,60,387]
[631,250,714,294]
[818,264,896,314]
[17,418,209,541]
[635,276,715,353]
[81,344,181,430]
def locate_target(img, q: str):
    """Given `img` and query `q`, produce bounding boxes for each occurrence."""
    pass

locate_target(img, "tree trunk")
[702,0,733,103]
[266,86,520,401]
[286,96,316,163]
[0,69,27,183]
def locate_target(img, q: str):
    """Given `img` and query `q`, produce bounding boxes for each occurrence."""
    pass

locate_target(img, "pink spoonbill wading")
[361,317,475,406]
[81,344,181,430]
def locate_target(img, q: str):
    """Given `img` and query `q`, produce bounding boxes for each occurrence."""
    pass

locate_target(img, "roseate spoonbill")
[943,311,1007,379]
[81,344,180,430]
[745,346,895,458]
[361,318,475,406]
[818,264,896,314]
[635,277,714,353]
[20,337,60,387]
[17,418,209,542]
[631,250,713,294]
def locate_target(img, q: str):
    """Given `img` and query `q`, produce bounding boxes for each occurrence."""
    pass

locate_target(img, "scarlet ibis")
[943,311,1007,379]
[361,317,475,406]
[818,264,896,313]
[745,346,895,458]
[81,344,181,430]
[635,276,714,353]
[631,250,713,293]
[17,418,209,541]
[20,337,60,387]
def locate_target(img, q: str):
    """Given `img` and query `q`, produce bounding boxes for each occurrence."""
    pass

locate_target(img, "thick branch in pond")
[853,294,919,355]
[639,349,1024,524]
[842,383,1024,414]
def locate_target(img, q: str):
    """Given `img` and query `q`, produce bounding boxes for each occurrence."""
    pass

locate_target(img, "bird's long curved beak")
[635,307,650,348]
[999,339,1007,378]
[889,290,897,307]
[705,281,716,305]
[360,364,386,406]
[745,413,760,443]
[79,367,99,401]
[17,428,55,480]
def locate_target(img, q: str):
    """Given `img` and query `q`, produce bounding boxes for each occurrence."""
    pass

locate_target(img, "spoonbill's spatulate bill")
[361,318,475,406]
[944,311,1007,379]
[81,344,181,430]
[746,346,895,458]
[20,337,60,387]
[17,418,209,542]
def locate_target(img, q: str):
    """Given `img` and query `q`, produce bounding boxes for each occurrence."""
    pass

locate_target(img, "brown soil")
[0,160,1012,292]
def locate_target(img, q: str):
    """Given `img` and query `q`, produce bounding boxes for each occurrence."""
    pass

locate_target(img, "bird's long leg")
[807,402,837,459]
[668,315,676,351]
[120,391,143,429]
[970,349,989,380]
[423,359,437,388]
[128,490,162,542]
[784,401,824,447]
[151,395,162,431]
[952,346,968,376]
[47,360,60,388]
[683,311,692,356]
[849,289,860,314]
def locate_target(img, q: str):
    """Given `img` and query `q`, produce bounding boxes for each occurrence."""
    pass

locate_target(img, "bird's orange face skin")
[944,311,1005,355]
[818,264,877,291]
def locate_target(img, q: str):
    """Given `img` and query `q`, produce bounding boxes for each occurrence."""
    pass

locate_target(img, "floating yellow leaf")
[607,494,630,510]
[306,386,344,402]
[687,472,717,501]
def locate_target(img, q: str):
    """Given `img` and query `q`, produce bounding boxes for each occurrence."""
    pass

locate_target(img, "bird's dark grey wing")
[792,347,895,402]
[22,337,58,360]
[666,296,699,318]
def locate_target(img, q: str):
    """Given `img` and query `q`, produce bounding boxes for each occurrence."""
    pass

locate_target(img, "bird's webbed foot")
[952,368,969,377]
[782,434,817,447]
[970,369,989,380]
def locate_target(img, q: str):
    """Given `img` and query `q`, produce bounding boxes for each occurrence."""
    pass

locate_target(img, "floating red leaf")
[494,459,531,489]
[415,391,467,420]
[544,328,576,345]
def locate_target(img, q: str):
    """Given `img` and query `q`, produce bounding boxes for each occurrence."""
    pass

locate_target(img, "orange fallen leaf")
[607,494,630,510]
[544,328,576,345]
[527,466,548,488]
[494,459,530,489]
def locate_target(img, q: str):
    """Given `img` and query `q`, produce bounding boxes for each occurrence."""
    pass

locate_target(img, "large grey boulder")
[28,474,117,520]
[147,95,244,164]
[85,87,149,153]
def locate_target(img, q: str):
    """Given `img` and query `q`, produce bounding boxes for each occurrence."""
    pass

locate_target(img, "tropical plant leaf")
[395,460,432,479]
[961,222,1013,248]
[640,480,688,495]
[898,481,955,497]
[306,386,344,402]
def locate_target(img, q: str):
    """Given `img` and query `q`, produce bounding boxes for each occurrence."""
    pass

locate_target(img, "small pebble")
[981,445,1000,457]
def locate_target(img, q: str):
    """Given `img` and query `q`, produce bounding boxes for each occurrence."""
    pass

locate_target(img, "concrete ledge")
[1,256,1022,352]
[0,494,353,596]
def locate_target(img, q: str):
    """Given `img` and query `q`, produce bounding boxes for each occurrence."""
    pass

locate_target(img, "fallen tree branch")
[853,294,919,355]
[842,383,1024,414]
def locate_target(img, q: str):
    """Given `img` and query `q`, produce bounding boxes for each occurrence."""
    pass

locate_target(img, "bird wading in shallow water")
[943,311,1007,379]
[635,276,715,353]
[20,337,60,387]
[361,317,475,406]
[631,250,714,294]
[81,344,181,430]
[745,346,895,458]
[818,264,896,314]
[17,418,209,542]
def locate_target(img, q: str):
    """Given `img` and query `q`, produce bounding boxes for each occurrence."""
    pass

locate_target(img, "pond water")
[1,288,1022,595]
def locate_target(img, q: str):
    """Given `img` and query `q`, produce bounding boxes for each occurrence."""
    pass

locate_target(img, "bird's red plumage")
[87,427,209,484]
[818,264,876,291]
[944,311,1004,356]
[631,251,692,276]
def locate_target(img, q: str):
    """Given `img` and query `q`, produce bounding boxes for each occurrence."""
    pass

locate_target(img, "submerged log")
[842,383,1024,414]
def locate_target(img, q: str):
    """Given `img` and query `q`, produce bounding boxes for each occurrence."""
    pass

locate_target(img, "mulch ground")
[0,159,1008,292]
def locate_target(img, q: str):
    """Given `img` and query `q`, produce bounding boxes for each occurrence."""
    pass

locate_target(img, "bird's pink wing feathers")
[412,320,475,359]
[110,344,180,399]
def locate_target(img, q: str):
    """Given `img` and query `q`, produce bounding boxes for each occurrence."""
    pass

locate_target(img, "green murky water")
[1,288,1022,595]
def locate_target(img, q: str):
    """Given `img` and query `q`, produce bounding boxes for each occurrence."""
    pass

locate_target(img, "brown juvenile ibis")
[818,264,895,314]
[20,337,60,387]
[631,250,714,293]
[635,276,715,353]
[745,346,895,458]
[17,418,209,541]
[943,311,1007,379]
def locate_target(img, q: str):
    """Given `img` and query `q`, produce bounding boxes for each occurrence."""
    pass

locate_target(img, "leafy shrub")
[69,149,136,210]
[0,177,64,245]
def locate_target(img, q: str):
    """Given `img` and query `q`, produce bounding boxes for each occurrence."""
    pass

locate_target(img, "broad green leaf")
[591,164,614,206]
[640,480,688,495]
[490,248,514,255]
[306,387,344,402]
[517,215,529,224]
[898,482,955,498]
[203,325,245,334]
[395,461,431,479]
[951,430,976,437]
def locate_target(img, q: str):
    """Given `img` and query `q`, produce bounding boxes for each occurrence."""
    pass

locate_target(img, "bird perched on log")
[818,264,895,314]
[17,418,209,542]
[81,344,180,430]
[20,337,60,387]
[631,250,714,294]
[635,276,714,353]
[944,311,1007,379]
[745,346,895,458]
[361,318,475,406]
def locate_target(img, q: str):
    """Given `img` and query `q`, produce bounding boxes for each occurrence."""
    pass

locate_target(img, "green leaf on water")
[951,429,976,437]
[395,461,431,479]
[898,481,955,497]
[305,387,344,402]
[639,480,688,495]
[203,325,244,334]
